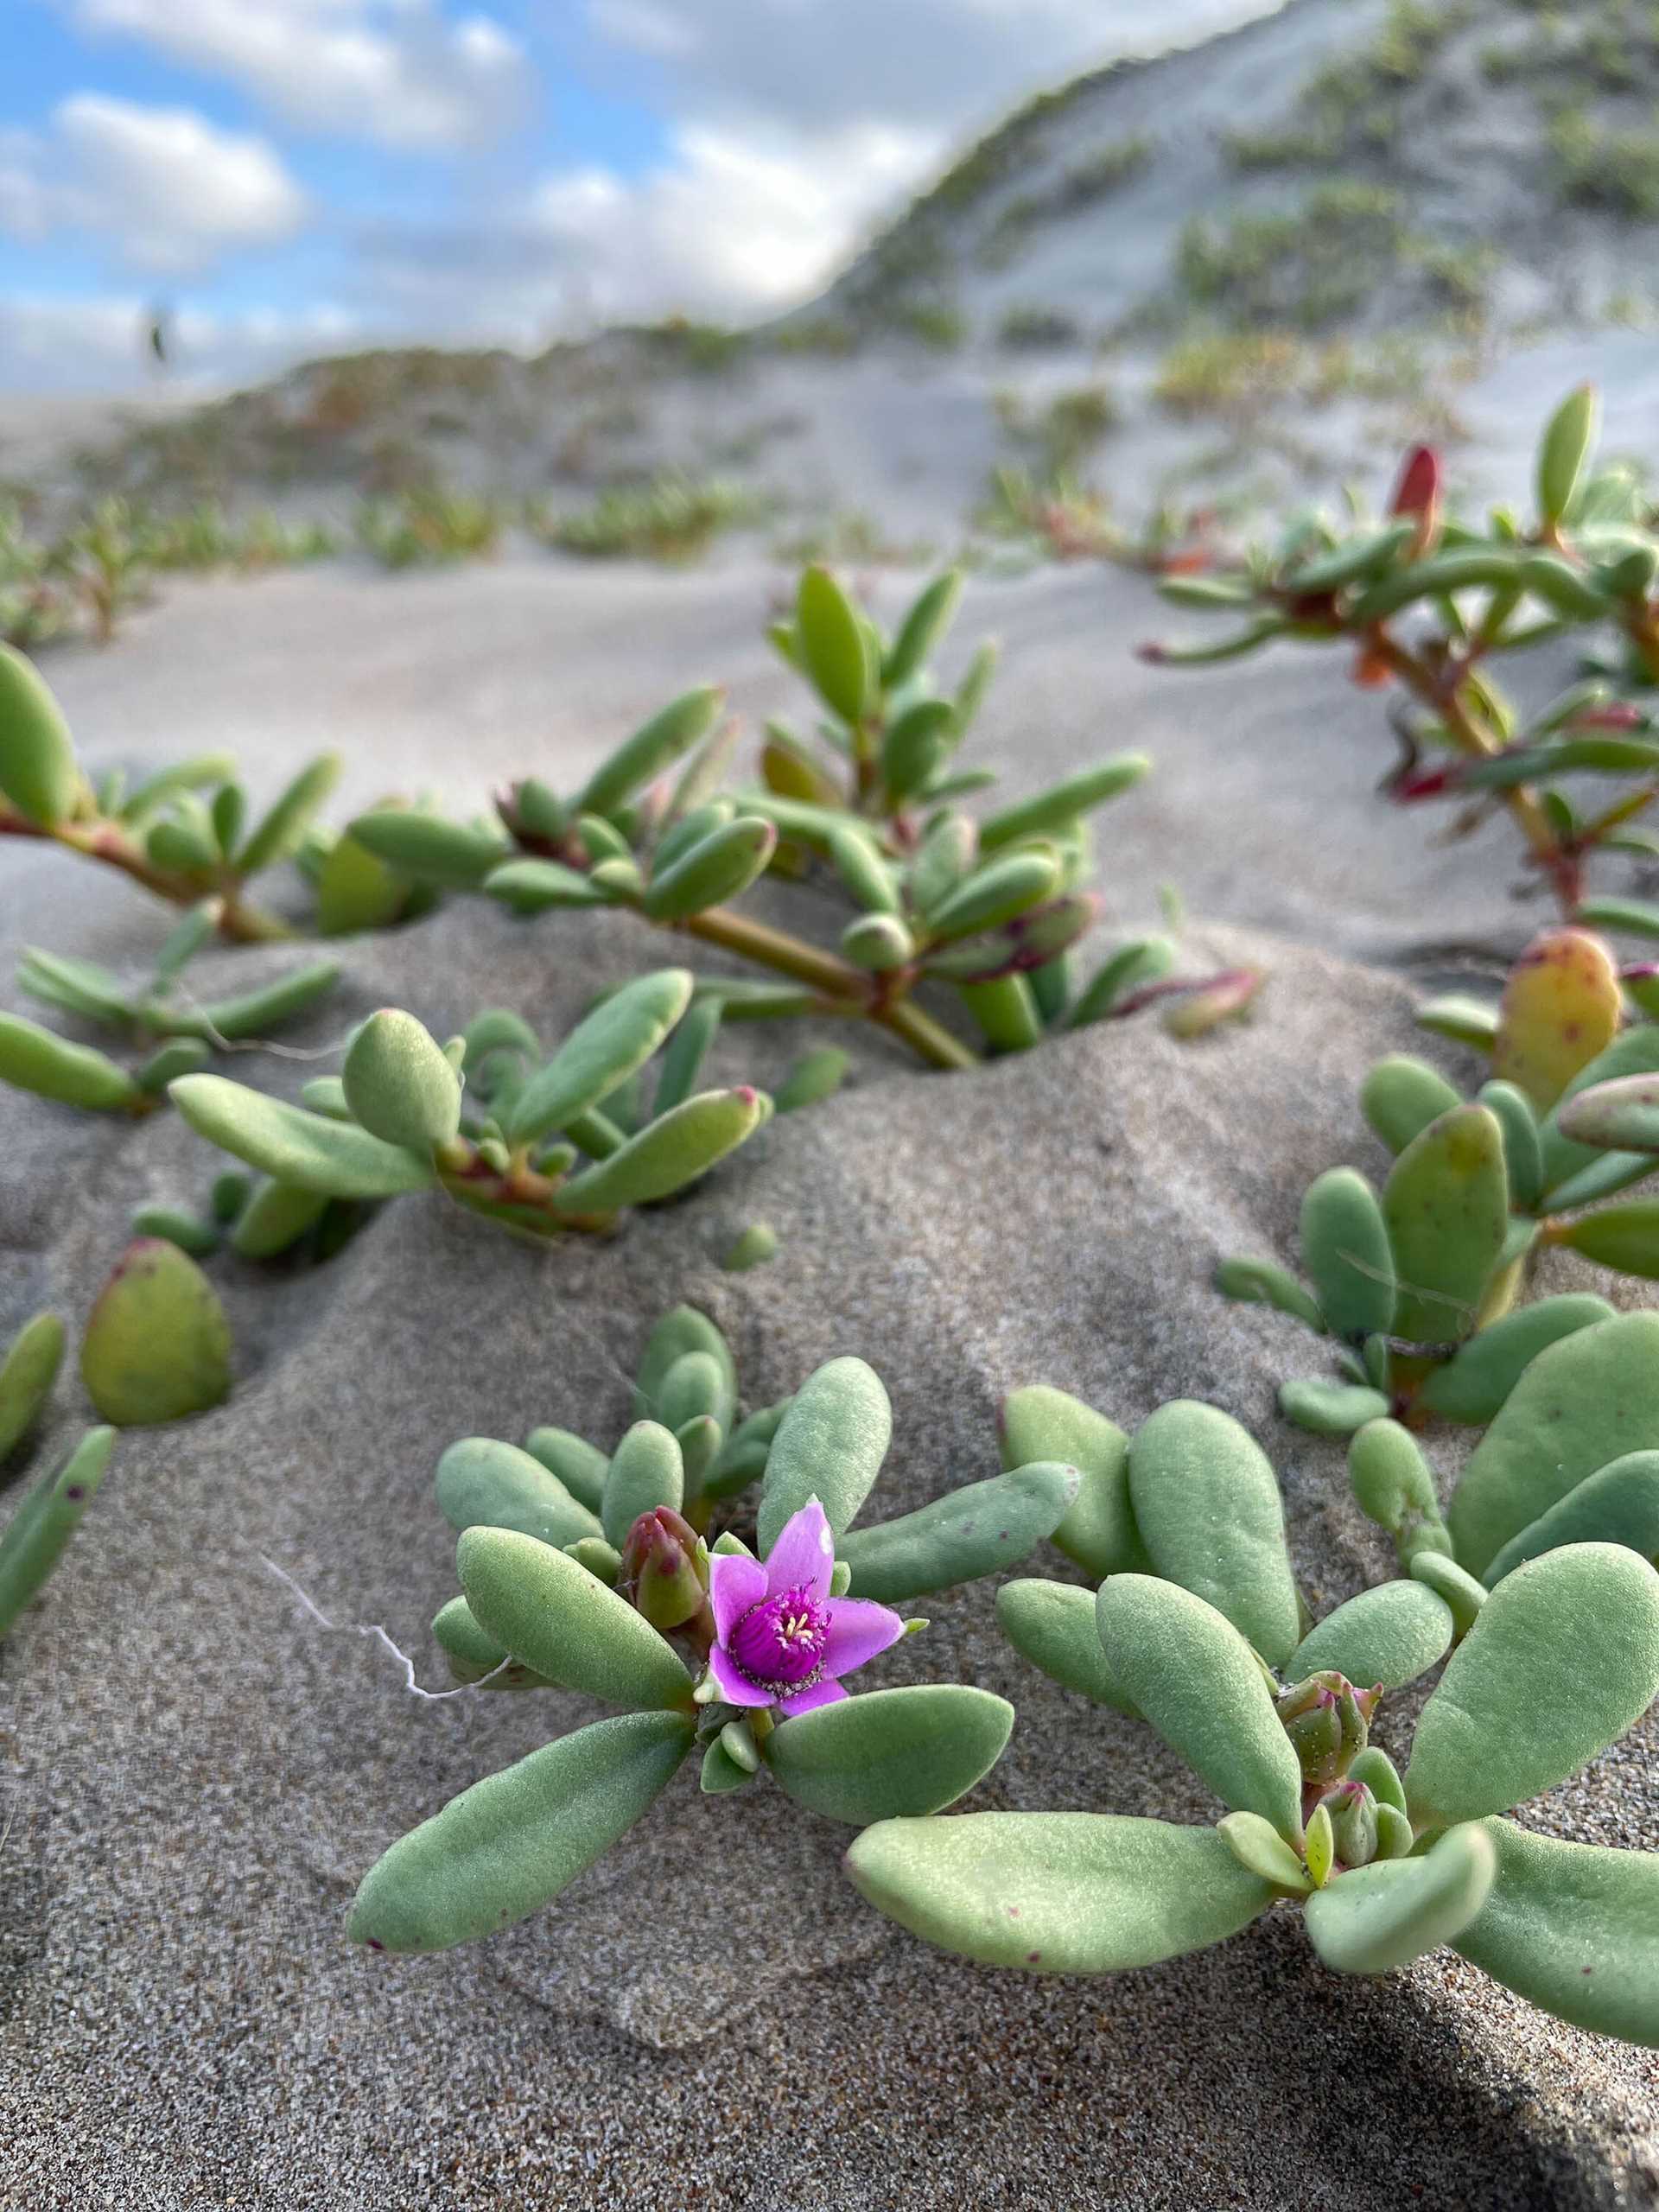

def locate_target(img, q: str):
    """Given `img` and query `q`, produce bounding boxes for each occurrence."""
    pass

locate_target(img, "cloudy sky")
[1,0,1276,390]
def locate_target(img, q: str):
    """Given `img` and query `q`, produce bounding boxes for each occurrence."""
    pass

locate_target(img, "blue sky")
[0,1,1274,389]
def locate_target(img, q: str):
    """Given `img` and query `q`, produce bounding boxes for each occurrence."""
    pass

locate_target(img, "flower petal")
[776,1677,848,1719]
[821,1597,906,1681]
[763,1497,835,1602]
[706,1642,772,1708]
[708,1549,766,1645]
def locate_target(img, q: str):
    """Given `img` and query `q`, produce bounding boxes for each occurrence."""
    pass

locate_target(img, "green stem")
[1368,631,1580,916]
[678,902,979,1071]
[0,807,292,942]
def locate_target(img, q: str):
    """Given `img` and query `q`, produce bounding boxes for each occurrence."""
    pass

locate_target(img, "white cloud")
[0,96,307,274]
[67,0,529,152]
[582,0,1280,130]
[529,119,943,319]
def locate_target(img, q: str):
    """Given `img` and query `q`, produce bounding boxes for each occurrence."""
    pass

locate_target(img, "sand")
[1,558,1656,2210]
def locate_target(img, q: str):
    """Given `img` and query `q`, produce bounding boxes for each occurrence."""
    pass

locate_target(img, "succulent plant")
[79,1238,233,1427]
[0,1421,116,1642]
[343,568,1247,1069]
[853,1400,1659,2045]
[1145,385,1659,925]
[1352,1308,1659,1592]
[0,1307,115,1642]
[348,1343,1079,1953]
[0,641,345,943]
[1219,928,1659,1433]
[168,972,771,1242]
[996,1394,1481,1689]
[0,906,339,1120]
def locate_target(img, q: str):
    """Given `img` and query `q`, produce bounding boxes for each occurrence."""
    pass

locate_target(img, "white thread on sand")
[260,1554,511,1697]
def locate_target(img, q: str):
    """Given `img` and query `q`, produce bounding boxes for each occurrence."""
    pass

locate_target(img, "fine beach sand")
[1,557,1657,2209]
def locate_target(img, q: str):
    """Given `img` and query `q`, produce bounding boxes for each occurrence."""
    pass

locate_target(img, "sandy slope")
[0,550,1656,2208]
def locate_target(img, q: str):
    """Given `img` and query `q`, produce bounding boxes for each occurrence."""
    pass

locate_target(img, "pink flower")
[702,1499,905,1718]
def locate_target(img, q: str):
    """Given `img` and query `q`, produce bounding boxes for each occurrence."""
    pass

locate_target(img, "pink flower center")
[728,1585,830,1694]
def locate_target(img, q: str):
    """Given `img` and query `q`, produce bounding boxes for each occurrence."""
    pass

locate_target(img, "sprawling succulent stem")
[0,803,291,942]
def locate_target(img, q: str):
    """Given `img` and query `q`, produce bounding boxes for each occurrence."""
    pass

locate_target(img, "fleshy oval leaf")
[836,1463,1078,1603]
[765,1684,1013,1823]
[757,1356,890,1554]
[1303,1823,1497,1976]
[1096,1576,1305,1840]
[847,1813,1274,1972]
[457,1526,694,1710]
[347,1710,694,1953]
[1127,1401,1300,1667]
[1405,1542,1659,1829]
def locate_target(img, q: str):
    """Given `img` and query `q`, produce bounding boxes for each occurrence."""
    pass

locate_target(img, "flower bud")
[1274,1670,1378,1786]
[1320,1778,1380,1871]
[620,1505,709,1632]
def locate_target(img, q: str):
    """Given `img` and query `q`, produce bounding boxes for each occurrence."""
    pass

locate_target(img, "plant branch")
[677,902,980,1071]
[0,806,292,943]
[1366,630,1581,913]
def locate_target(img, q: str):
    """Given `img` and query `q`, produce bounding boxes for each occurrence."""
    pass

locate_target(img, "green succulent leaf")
[1300,1168,1395,1341]
[552,1086,765,1212]
[1452,1818,1659,2045]
[1287,1581,1454,1691]
[0,1013,142,1114]
[1406,1543,1659,1829]
[998,1385,1148,1578]
[1304,1824,1497,1976]
[1446,1312,1659,1578]
[1349,1419,1452,1562]
[178,959,342,1045]
[234,753,340,877]
[1382,1105,1509,1347]
[600,1421,685,1549]
[342,1010,461,1155]
[1127,1400,1300,1667]
[350,810,512,890]
[978,757,1149,851]
[882,569,963,690]
[522,1427,609,1515]
[0,1426,115,1637]
[79,1238,232,1426]
[1279,1377,1391,1437]
[436,1436,604,1548]
[1096,1575,1305,1840]
[642,817,776,920]
[1214,1256,1325,1333]
[1552,1202,1659,1281]
[348,1710,695,1953]
[796,568,874,726]
[429,1595,551,1689]
[578,687,724,817]
[171,1074,436,1198]
[847,1813,1274,1971]
[1217,1811,1311,1893]
[1414,1295,1615,1425]
[757,1355,890,1553]
[0,1311,66,1464]
[1360,1056,1463,1156]
[0,642,79,827]
[505,971,694,1146]
[227,1178,329,1259]
[837,1462,1078,1602]
[926,852,1062,942]
[995,1579,1137,1713]
[765,1684,1013,1823]
[457,1526,694,1709]
[1483,1451,1659,1586]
